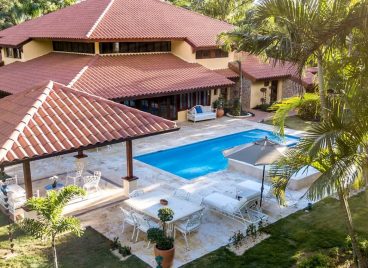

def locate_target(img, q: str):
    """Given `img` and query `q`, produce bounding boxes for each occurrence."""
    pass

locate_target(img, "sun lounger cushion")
[203,193,243,214]
[5,184,26,199]
[237,180,271,194]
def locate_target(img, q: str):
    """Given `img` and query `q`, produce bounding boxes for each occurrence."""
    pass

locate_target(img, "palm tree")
[20,185,86,268]
[221,0,368,119]
[270,88,368,268]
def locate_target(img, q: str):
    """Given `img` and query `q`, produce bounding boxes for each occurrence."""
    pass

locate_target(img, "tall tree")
[271,87,368,268]
[20,186,86,268]
[0,0,77,30]
[221,0,368,119]
[167,0,253,24]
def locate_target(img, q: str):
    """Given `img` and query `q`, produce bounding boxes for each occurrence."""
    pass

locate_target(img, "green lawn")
[182,191,368,268]
[0,213,148,268]
[264,115,317,132]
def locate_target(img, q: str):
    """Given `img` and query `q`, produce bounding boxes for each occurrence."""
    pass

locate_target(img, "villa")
[0,1,321,267]
[0,0,314,120]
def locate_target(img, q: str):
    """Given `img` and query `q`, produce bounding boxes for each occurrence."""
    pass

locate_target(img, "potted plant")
[213,98,225,118]
[147,208,175,268]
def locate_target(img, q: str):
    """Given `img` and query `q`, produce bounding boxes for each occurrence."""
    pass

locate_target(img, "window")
[53,41,95,54]
[5,47,22,59]
[196,49,229,59]
[99,41,171,54]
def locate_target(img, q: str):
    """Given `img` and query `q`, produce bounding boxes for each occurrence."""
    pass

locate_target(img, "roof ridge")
[0,81,54,162]
[67,55,99,87]
[154,0,233,27]
[86,0,116,38]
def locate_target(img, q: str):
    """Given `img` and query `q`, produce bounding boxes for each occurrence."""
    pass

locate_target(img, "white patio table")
[124,191,203,234]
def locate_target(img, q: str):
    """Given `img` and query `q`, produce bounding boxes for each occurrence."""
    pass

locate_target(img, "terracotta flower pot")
[154,246,175,268]
[216,108,224,118]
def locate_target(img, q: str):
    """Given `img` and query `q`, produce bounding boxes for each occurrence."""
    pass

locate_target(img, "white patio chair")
[174,209,204,250]
[172,189,190,201]
[120,207,137,241]
[129,189,144,198]
[82,172,101,192]
[134,213,159,247]
[66,168,84,186]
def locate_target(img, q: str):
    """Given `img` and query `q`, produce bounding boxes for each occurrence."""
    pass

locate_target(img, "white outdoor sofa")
[202,192,268,226]
[187,105,216,122]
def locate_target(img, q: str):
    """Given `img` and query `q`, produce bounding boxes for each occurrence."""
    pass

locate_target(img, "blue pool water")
[135,129,299,180]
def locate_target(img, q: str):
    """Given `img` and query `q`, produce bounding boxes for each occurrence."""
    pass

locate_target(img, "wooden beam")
[23,161,33,199]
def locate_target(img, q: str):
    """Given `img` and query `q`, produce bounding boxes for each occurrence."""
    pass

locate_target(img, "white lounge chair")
[187,105,216,122]
[237,180,272,203]
[174,209,204,250]
[202,192,268,226]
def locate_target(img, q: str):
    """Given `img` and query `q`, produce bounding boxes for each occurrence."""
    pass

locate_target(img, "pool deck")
[6,117,309,267]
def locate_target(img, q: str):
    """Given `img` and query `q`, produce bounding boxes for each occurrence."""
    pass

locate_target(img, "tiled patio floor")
[5,117,310,267]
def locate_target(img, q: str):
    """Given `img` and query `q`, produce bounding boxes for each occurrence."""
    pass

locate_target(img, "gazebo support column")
[123,140,138,196]
[23,161,33,199]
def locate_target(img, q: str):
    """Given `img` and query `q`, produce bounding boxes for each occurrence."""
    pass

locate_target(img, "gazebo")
[0,81,179,199]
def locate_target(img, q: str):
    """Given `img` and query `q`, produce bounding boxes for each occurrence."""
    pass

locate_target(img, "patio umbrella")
[224,136,288,207]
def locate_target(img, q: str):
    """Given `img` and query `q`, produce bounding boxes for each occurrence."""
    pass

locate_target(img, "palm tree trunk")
[52,235,58,268]
[316,52,328,120]
[337,189,366,268]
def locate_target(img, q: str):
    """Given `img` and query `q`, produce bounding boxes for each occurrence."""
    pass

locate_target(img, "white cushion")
[203,193,240,214]
[237,180,271,194]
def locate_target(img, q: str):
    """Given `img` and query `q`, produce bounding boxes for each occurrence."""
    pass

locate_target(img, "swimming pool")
[135,129,299,180]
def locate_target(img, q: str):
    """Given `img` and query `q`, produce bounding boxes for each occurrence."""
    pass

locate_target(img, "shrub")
[254,103,272,112]
[229,231,246,249]
[230,99,241,116]
[297,253,334,268]
[111,237,121,250]
[298,98,321,121]
[147,208,175,250]
[118,245,132,257]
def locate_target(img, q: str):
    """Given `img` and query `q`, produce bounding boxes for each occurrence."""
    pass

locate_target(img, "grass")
[0,213,149,268]
[182,191,368,268]
[263,115,317,132]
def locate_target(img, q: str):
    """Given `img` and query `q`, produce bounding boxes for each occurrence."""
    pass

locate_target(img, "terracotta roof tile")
[215,68,239,79]
[0,0,109,46]
[0,53,94,94]
[0,53,234,99]
[0,81,178,165]
[229,54,298,82]
[73,53,235,99]
[0,0,232,49]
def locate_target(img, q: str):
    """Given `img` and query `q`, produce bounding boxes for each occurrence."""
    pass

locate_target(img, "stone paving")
[5,116,310,267]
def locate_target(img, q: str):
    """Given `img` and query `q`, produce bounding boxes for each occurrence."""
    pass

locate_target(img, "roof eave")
[0,126,180,167]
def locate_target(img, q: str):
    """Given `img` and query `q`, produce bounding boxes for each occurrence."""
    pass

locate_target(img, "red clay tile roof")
[0,0,233,49]
[229,54,298,82]
[0,81,178,165]
[215,68,239,79]
[0,0,109,47]
[0,53,94,95]
[72,53,235,99]
[0,53,234,99]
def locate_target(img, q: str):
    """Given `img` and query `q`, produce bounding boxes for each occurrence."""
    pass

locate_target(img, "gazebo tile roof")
[0,81,178,165]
